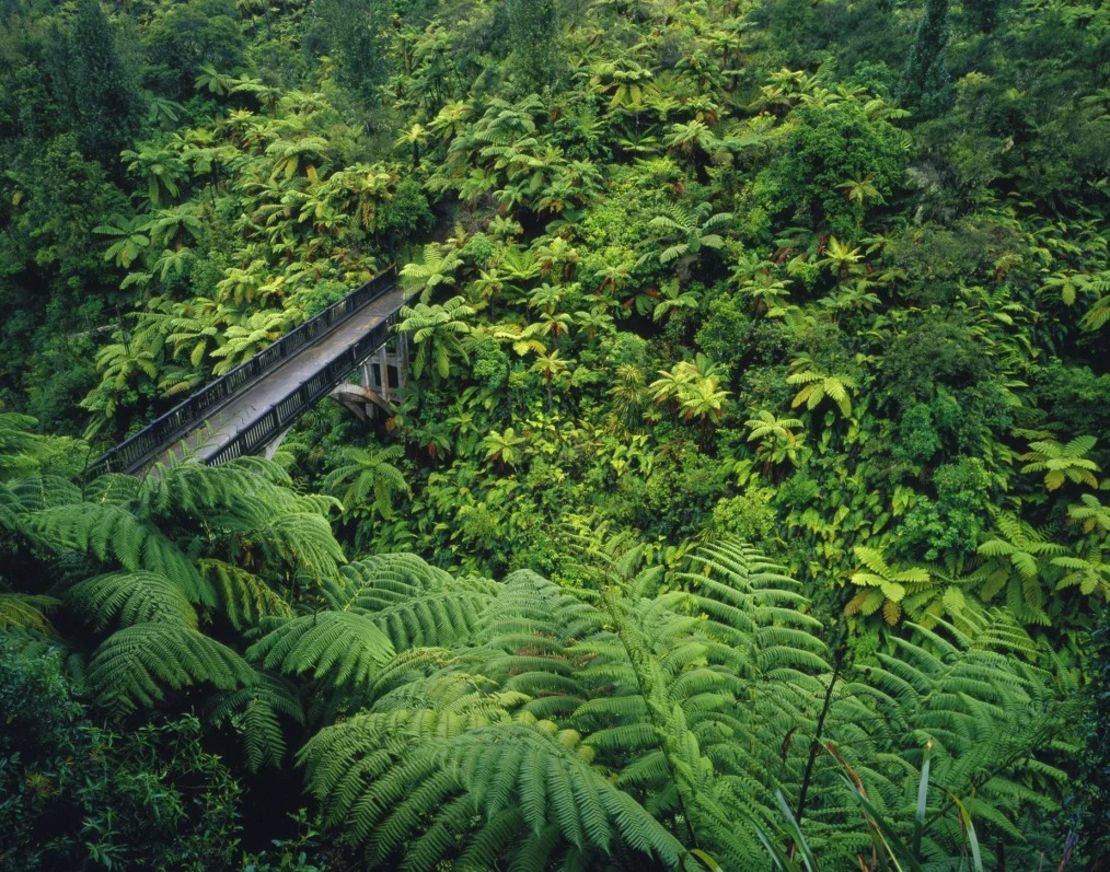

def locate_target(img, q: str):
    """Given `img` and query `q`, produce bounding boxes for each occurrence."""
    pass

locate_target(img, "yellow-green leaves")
[650,355,731,427]
[481,427,525,467]
[786,369,856,417]
[744,409,805,467]
[400,242,464,304]
[94,214,151,269]
[1018,434,1100,491]
[397,296,475,380]
[846,546,931,624]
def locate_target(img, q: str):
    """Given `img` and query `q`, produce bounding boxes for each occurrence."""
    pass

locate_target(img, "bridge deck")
[151,286,407,469]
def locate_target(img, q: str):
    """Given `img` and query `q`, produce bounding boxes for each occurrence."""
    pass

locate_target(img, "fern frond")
[247,611,395,689]
[0,592,60,632]
[258,513,347,580]
[68,570,198,630]
[208,671,304,771]
[89,623,252,714]
[84,472,141,505]
[30,503,213,604]
[199,558,294,629]
[301,720,685,868]
[0,474,81,518]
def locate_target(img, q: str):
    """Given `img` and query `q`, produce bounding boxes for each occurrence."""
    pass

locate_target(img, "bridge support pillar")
[262,427,291,460]
[337,334,409,423]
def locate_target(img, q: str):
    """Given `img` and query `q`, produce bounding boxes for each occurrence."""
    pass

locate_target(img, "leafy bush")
[897,457,993,560]
[764,102,906,236]
[0,642,243,871]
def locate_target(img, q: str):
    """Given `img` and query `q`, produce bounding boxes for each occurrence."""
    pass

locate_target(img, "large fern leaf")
[199,558,294,629]
[208,671,304,771]
[301,718,685,869]
[89,623,253,714]
[68,570,198,630]
[29,503,213,604]
[247,611,395,689]
[0,592,60,632]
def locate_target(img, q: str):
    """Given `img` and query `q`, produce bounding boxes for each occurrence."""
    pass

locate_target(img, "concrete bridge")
[91,268,408,476]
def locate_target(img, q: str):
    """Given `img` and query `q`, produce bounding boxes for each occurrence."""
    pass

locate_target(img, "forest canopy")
[0,0,1107,868]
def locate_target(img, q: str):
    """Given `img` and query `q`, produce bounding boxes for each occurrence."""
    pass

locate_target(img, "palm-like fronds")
[289,540,1067,869]
[247,611,395,690]
[400,243,464,303]
[301,716,685,869]
[89,623,253,715]
[208,672,305,771]
[29,503,211,604]
[0,592,60,632]
[786,369,856,417]
[0,411,1082,868]
[68,570,198,630]
[322,445,410,519]
[1018,435,1100,491]
[200,559,294,630]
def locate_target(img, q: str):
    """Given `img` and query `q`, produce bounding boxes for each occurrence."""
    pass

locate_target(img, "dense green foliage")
[0,420,1089,867]
[1,0,1107,867]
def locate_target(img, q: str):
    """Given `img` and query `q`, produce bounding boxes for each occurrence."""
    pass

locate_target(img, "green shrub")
[0,639,243,871]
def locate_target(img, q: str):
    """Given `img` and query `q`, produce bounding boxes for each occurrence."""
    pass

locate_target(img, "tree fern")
[199,558,294,629]
[138,456,336,523]
[134,458,345,582]
[820,608,1067,866]
[1,425,1081,872]
[478,569,603,718]
[323,553,500,650]
[67,570,198,630]
[89,623,253,714]
[0,592,60,632]
[208,671,304,771]
[0,473,81,519]
[255,512,347,581]
[29,503,212,604]
[0,412,42,458]
[137,460,244,518]
[247,611,395,689]
[323,553,466,610]
[1017,434,1100,491]
[593,587,758,866]
[84,471,141,504]
[323,445,410,520]
[301,717,686,869]
[300,675,521,835]
[977,513,1067,624]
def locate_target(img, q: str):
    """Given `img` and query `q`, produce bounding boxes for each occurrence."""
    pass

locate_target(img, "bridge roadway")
[151,284,407,469]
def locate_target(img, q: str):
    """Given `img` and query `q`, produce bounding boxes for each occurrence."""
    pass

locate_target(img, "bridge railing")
[206,307,404,466]
[91,266,398,475]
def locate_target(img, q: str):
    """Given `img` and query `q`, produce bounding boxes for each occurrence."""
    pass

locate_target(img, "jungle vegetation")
[0,0,1107,868]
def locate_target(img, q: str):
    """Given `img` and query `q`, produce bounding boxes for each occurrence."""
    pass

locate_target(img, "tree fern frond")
[371,589,496,651]
[208,671,304,771]
[68,570,198,630]
[0,592,60,632]
[257,512,347,580]
[301,720,685,868]
[199,558,294,629]
[30,503,212,604]
[0,474,80,518]
[324,552,498,619]
[84,472,141,505]
[89,623,252,714]
[248,611,395,689]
